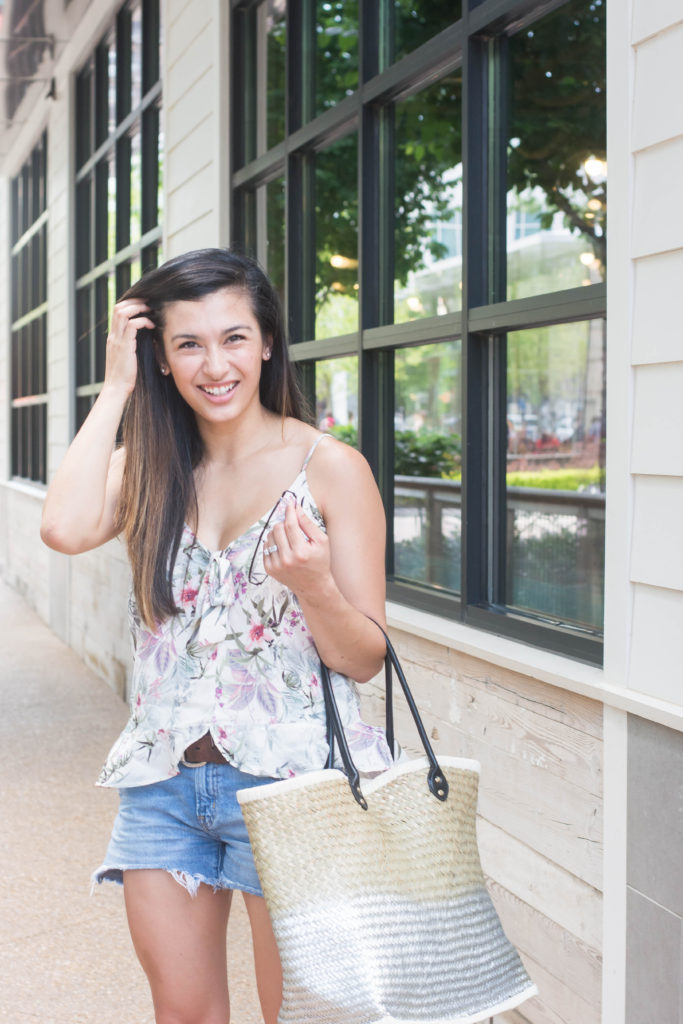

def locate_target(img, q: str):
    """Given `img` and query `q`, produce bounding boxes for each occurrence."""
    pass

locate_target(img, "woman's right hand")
[104,299,156,395]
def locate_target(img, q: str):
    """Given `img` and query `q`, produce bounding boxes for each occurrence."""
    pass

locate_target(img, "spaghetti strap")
[302,433,333,471]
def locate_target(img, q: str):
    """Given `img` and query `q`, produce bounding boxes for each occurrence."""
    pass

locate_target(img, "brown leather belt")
[182,732,228,766]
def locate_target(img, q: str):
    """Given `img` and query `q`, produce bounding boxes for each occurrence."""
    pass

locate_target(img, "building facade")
[0,1,681,1021]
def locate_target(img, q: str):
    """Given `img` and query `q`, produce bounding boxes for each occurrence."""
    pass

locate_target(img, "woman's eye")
[179,340,198,349]
[226,334,245,344]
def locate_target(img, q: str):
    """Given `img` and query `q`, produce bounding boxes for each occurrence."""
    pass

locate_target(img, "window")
[231,0,606,664]
[74,0,162,430]
[11,132,48,484]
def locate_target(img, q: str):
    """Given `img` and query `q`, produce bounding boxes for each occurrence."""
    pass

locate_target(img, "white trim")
[1,479,46,501]
[386,601,683,734]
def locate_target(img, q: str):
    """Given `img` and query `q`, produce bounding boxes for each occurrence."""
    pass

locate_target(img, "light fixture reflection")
[330,254,358,269]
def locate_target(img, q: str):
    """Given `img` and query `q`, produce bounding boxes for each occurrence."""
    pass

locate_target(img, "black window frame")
[10,130,48,485]
[74,0,162,430]
[230,0,606,665]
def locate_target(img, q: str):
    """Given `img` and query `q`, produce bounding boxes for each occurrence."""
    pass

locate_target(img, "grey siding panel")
[627,715,683,916]
[625,888,683,1024]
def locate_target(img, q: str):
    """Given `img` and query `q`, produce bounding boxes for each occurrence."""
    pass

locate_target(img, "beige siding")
[632,21,683,150]
[165,0,229,254]
[632,363,683,475]
[629,585,683,703]
[631,476,683,589]
[632,0,683,46]
[361,629,603,1024]
[632,248,683,365]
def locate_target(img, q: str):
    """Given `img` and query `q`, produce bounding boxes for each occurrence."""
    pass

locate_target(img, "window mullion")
[487,35,510,606]
[462,29,489,613]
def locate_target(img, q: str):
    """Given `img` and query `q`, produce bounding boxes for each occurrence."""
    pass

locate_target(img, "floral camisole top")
[97,434,393,788]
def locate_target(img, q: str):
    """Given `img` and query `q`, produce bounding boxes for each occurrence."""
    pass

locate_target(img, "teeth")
[201,383,236,396]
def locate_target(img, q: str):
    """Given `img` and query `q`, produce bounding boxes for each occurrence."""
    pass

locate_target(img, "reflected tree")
[508,0,606,269]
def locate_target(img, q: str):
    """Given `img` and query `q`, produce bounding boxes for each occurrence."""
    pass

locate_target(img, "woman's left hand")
[263,502,333,597]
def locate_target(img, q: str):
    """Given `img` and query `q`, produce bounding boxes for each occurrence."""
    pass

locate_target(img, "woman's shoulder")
[301,428,377,506]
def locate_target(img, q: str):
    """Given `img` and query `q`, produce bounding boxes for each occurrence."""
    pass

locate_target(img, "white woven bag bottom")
[239,756,537,1024]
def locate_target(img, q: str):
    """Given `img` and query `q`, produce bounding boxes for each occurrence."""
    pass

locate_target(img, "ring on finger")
[265,544,278,556]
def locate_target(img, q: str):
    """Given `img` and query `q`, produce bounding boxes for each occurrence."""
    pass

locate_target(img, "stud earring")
[160,367,169,375]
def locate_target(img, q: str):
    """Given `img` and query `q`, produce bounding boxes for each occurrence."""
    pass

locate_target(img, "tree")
[508,0,607,269]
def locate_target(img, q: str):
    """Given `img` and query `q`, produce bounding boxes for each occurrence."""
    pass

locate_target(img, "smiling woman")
[159,290,272,427]
[39,247,391,1024]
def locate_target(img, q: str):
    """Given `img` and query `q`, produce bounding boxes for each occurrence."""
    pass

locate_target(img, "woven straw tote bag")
[237,626,537,1024]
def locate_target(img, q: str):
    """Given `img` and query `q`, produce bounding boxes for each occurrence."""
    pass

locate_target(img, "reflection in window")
[264,1,286,148]
[74,0,162,429]
[315,0,358,116]
[315,356,358,439]
[506,320,606,630]
[261,176,285,304]
[11,133,48,483]
[131,5,143,109]
[394,341,462,593]
[315,134,358,340]
[394,72,462,324]
[130,127,142,245]
[391,0,460,66]
[507,0,606,300]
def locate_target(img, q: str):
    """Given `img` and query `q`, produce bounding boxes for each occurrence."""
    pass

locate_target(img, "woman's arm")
[40,299,154,554]
[264,438,387,682]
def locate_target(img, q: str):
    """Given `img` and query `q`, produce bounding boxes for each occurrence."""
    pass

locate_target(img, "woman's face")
[159,287,271,429]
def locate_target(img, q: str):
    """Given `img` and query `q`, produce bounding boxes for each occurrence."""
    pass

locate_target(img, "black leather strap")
[320,620,449,807]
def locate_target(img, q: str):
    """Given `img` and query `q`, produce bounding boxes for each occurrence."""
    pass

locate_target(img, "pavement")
[0,577,263,1024]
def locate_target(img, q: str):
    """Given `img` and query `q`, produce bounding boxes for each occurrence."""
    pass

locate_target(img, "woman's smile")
[198,381,239,399]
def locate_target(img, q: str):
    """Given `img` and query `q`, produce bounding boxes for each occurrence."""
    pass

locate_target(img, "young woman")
[41,248,393,1024]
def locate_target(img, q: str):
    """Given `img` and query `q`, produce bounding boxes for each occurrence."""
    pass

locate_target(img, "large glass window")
[506,1,607,300]
[231,0,606,663]
[393,74,462,324]
[74,0,162,430]
[506,320,605,631]
[10,132,47,484]
[394,341,462,594]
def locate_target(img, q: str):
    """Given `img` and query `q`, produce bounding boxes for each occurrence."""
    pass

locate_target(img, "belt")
[182,732,228,767]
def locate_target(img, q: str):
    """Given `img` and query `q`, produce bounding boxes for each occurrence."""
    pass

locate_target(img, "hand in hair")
[105,298,155,396]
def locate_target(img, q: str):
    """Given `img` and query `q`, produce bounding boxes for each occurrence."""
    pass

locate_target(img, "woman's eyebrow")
[169,323,254,342]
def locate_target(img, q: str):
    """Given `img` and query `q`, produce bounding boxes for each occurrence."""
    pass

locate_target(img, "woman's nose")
[204,345,228,378]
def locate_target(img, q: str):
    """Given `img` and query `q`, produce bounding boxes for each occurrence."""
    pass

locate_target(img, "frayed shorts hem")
[91,864,264,899]
[93,762,276,899]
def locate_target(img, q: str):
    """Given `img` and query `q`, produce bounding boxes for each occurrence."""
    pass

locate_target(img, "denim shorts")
[92,762,277,897]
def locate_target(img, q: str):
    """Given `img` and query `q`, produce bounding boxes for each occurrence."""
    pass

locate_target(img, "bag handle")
[323,620,449,808]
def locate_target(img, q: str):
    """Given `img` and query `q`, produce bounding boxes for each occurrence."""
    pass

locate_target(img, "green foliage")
[329,426,461,477]
[393,73,461,289]
[395,431,460,477]
[506,466,605,492]
[329,424,358,448]
[508,0,607,267]
[263,1,606,335]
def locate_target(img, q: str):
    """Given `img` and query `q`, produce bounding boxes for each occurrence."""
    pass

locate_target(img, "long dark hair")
[116,248,310,630]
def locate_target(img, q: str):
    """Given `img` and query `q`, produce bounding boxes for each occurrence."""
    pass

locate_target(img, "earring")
[263,350,271,361]
[160,367,169,375]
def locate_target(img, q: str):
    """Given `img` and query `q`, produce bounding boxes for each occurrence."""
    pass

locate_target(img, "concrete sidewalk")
[0,578,263,1024]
